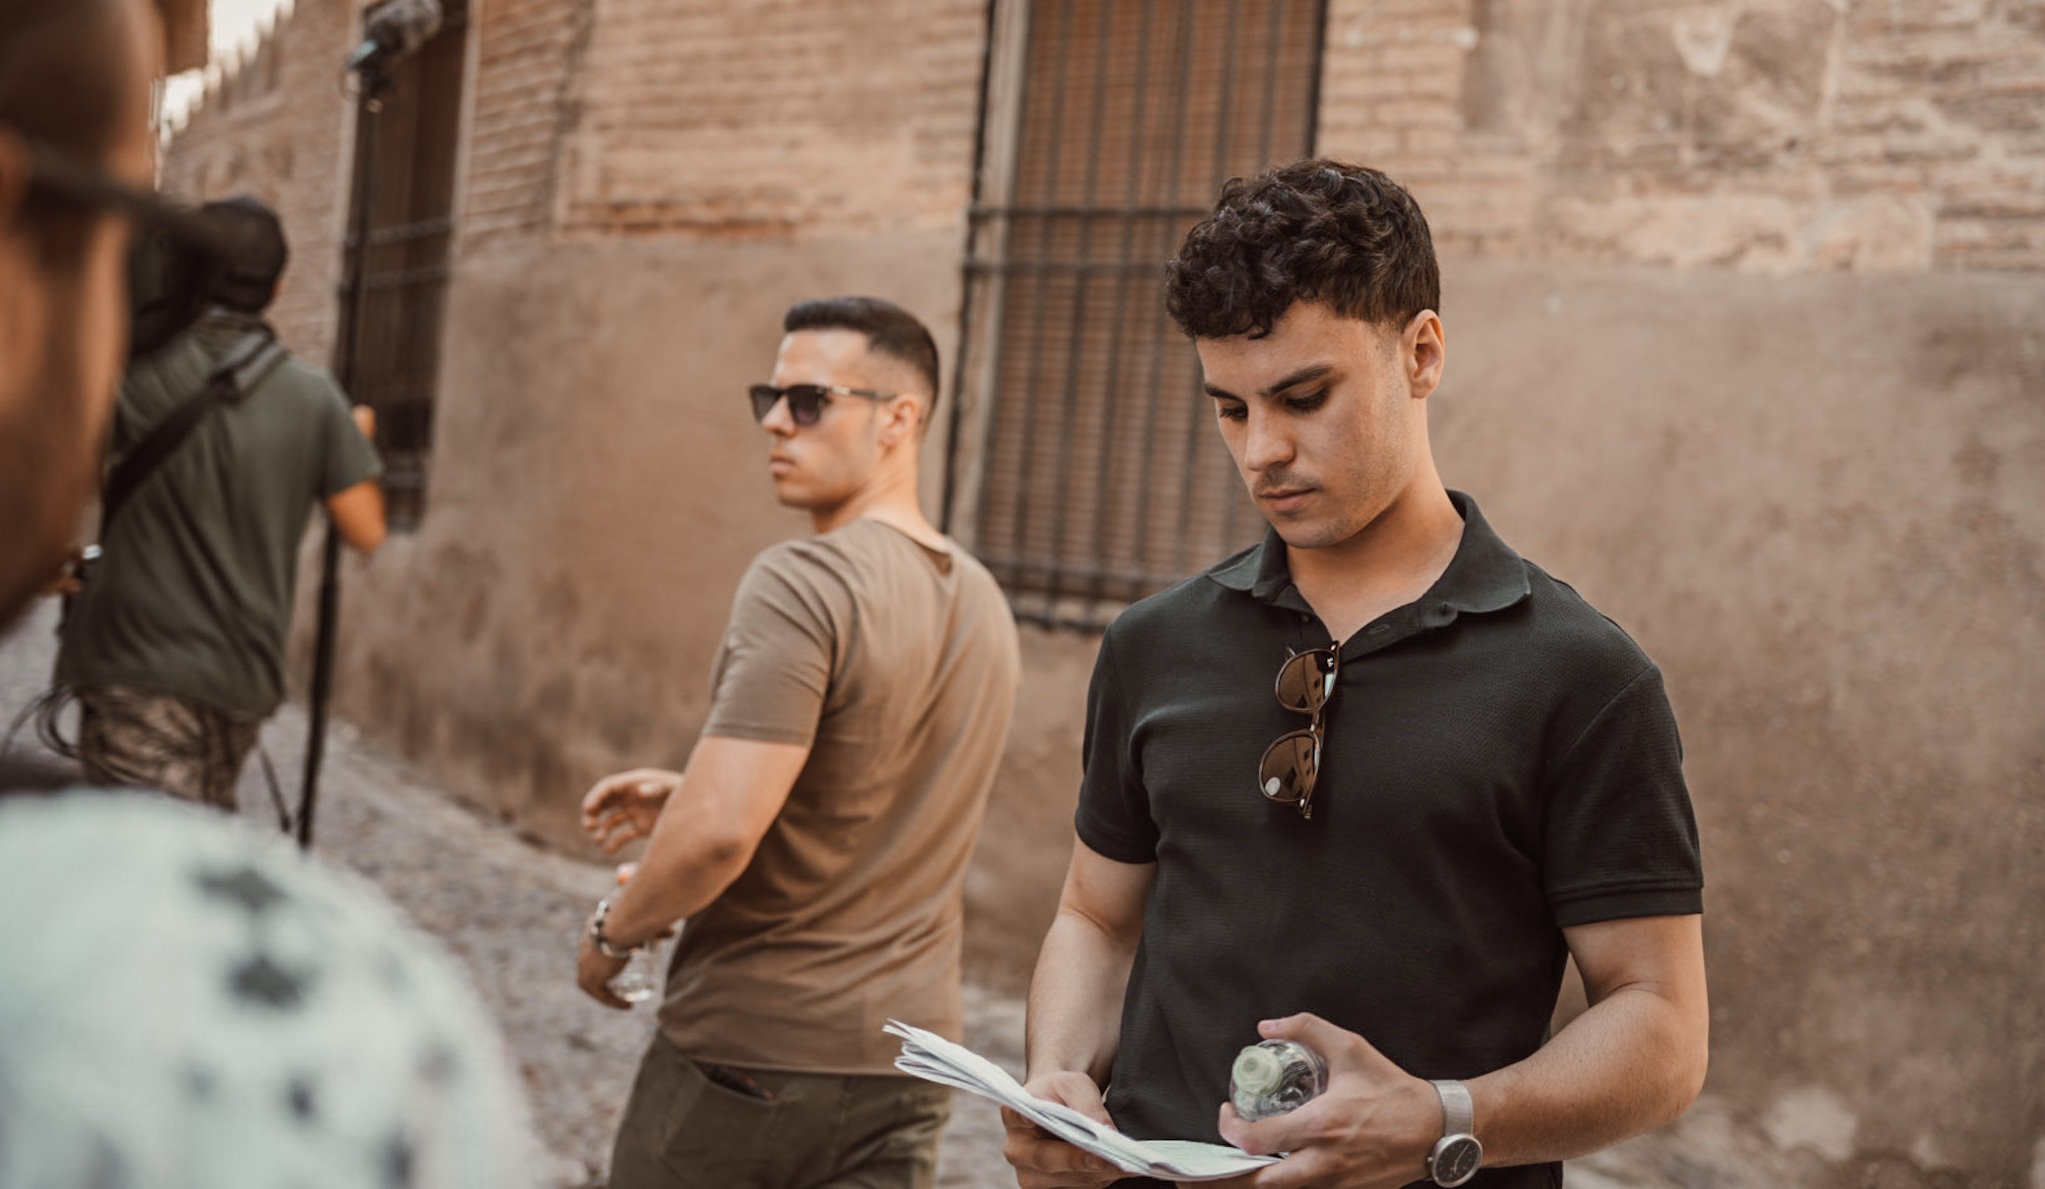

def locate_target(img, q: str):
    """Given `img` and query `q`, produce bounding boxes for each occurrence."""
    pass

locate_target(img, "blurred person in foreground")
[53,192,387,811]
[0,4,534,1184]
[575,296,1021,1188]
[1003,160,1708,1189]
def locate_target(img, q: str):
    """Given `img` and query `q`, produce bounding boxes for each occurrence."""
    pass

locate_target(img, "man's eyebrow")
[1203,363,1338,401]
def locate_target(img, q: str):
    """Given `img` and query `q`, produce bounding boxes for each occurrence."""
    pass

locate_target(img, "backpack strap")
[99,327,284,535]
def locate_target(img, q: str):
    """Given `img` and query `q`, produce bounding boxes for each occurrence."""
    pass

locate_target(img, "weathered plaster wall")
[1435,261,2044,1184]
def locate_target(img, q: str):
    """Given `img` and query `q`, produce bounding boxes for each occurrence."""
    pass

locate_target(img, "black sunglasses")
[21,139,246,358]
[747,383,897,427]
[1258,646,1339,819]
[24,140,221,248]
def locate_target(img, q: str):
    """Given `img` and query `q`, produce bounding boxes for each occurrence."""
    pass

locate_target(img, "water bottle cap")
[1232,1044,1283,1095]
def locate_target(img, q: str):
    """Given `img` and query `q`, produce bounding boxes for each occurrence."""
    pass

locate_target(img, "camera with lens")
[126,195,287,359]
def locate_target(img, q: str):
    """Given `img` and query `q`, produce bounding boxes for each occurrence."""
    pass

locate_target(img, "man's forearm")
[1467,980,1708,1166]
[1025,908,1139,1087]
[598,787,755,946]
[595,735,808,948]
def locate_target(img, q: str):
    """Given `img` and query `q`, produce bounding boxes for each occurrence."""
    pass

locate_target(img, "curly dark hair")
[1164,159,1440,340]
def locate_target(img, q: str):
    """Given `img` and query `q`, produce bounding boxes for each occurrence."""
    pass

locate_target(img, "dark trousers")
[608,1033,952,1189]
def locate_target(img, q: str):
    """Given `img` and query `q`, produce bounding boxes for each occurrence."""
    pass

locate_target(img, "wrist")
[586,896,645,958]
[1423,1078,1484,1187]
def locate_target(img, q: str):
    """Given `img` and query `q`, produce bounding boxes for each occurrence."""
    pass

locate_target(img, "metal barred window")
[946,0,1325,631]
[336,0,469,531]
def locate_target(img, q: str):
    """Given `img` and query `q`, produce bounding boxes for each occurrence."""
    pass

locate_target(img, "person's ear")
[1403,310,1446,401]
[880,393,923,449]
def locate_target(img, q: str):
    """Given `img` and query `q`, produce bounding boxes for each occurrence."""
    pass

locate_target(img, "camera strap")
[99,327,287,537]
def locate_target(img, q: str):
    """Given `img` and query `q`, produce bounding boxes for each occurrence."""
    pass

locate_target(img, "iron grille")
[947,0,1326,631]
[336,1,468,530]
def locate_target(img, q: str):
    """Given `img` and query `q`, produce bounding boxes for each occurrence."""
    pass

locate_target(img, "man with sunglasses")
[575,296,1020,1189]
[1006,160,1706,1189]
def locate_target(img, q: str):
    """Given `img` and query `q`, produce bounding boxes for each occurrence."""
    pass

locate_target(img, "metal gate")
[947,0,1326,630]
[336,0,469,530]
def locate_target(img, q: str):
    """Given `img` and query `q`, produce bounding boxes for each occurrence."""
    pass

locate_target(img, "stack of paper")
[884,1019,1281,1182]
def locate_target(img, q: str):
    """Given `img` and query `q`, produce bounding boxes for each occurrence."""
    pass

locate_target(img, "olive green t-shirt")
[56,311,382,718]
[657,518,1021,1075]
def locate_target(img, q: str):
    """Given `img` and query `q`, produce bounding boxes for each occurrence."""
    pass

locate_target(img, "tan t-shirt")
[657,518,1021,1074]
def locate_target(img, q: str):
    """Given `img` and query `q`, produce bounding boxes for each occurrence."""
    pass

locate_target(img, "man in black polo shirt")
[1002,159,1707,1189]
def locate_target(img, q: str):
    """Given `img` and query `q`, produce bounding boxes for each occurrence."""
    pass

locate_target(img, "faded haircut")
[784,296,942,420]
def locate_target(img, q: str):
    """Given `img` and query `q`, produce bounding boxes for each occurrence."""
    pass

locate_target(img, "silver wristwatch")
[1425,1079,1482,1187]
[586,896,643,959]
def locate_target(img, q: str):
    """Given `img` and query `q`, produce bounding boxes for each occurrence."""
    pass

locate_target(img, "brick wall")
[160,0,358,361]
[1318,0,2045,271]
[555,0,986,239]
[461,0,595,249]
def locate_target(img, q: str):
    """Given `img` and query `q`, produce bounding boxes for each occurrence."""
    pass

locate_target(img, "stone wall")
[1320,0,2045,271]
[555,0,983,238]
[462,0,594,248]
[158,0,357,361]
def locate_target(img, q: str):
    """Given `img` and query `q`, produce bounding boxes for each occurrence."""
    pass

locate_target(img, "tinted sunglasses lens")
[1258,729,1318,807]
[748,385,780,422]
[1274,649,1337,714]
[784,386,827,425]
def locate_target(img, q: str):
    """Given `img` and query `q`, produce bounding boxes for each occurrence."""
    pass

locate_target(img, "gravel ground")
[3,600,1748,1189]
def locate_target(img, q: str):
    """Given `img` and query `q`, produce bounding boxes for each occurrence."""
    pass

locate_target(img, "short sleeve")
[1073,628,1159,863]
[318,375,382,498]
[700,548,838,747]
[1542,663,1704,927]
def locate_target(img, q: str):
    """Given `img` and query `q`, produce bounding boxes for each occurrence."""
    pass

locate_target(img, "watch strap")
[1431,1078,1474,1137]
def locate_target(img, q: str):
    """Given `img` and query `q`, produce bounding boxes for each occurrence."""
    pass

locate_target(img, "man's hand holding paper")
[1002,1070,1124,1189]
[886,1020,1279,1183]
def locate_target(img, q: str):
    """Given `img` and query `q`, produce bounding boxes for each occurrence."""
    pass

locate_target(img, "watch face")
[1433,1135,1482,1186]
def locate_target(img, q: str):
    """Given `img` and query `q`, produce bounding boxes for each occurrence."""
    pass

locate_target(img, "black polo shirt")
[1077,492,1701,1188]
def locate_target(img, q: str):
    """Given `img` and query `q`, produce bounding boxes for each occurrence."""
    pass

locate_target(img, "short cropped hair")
[784,296,942,417]
[1165,159,1440,340]
[200,195,289,312]
[0,0,132,265]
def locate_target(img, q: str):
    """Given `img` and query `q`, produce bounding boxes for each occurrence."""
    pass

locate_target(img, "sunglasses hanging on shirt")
[1258,645,1339,819]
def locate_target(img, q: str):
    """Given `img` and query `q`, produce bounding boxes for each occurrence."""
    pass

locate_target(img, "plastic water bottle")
[1229,1040,1327,1120]
[608,864,662,1006]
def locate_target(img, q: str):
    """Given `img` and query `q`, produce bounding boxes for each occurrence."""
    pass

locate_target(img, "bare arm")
[1215,914,1708,1188]
[595,733,808,948]
[1003,835,1156,1189]
[1465,913,1709,1163]
[324,479,385,553]
[1027,836,1156,1083]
